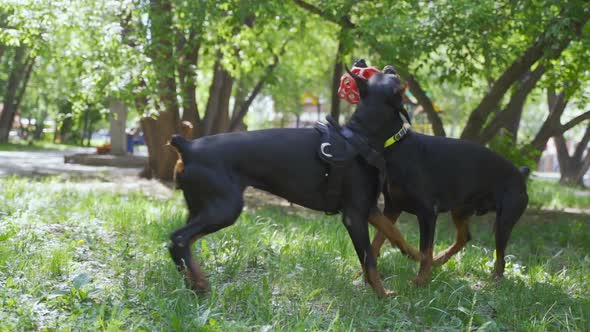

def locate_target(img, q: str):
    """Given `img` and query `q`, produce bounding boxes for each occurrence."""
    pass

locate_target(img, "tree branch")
[14,56,35,110]
[478,64,546,143]
[228,39,290,131]
[406,76,446,136]
[461,8,590,141]
[559,111,590,135]
[291,0,355,28]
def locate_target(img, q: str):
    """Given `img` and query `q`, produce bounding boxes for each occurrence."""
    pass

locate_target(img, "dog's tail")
[519,166,531,179]
[168,134,191,186]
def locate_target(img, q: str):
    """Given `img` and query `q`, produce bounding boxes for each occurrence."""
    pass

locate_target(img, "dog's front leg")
[342,210,394,297]
[414,209,437,286]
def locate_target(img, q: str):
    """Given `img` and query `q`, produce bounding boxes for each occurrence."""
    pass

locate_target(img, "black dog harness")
[314,115,409,213]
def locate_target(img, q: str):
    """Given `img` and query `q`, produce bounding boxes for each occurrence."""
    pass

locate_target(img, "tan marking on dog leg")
[433,211,470,266]
[413,247,433,286]
[182,235,210,293]
[369,212,420,261]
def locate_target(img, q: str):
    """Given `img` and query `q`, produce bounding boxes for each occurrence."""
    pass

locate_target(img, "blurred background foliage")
[0,0,589,183]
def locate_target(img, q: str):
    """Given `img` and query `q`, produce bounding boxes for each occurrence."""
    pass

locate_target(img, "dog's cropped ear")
[346,67,369,99]
[383,65,398,76]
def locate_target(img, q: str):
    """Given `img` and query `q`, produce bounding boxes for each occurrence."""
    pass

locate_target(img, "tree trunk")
[202,58,233,135]
[141,112,179,181]
[406,76,446,136]
[0,47,27,142]
[231,79,247,124]
[142,0,182,180]
[149,0,180,119]
[176,30,201,137]
[59,116,72,144]
[34,109,47,140]
[556,124,590,187]
[109,99,127,156]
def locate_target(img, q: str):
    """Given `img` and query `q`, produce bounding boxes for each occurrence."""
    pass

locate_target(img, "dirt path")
[0,149,141,178]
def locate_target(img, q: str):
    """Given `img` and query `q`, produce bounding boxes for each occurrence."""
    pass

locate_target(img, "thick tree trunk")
[202,58,233,135]
[0,47,27,142]
[109,99,127,156]
[556,124,590,187]
[141,112,178,181]
[406,76,446,137]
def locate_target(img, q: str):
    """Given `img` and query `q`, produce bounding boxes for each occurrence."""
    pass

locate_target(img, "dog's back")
[385,131,528,212]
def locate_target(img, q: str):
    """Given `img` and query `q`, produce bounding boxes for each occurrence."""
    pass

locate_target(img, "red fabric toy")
[337,66,381,104]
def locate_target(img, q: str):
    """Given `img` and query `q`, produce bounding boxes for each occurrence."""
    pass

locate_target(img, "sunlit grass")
[529,179,590,210]
[0,177,588,330]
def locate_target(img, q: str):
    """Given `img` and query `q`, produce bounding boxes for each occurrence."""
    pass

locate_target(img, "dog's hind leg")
[493,191,527,279]
[369,210,420,261]
[342,208,394,297]
[169,187,244,293]
[433,209,472,266]
[414,209,437,286]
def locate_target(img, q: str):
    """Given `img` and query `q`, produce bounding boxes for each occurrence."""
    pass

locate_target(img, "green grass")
[529,179,590,211]
[0,177,589,331]
[0,140,83,151]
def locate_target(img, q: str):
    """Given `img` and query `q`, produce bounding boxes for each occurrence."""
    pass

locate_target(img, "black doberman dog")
[168,69,413,297]
[347,70,530,285]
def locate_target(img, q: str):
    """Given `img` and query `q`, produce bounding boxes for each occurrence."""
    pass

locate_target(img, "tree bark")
[528,90,568,153]
[176,29,201,137]
[141,112,178,181]
[202,57,233,135]
[0,47,28,142]
[556,123,590,187]
[109,99,127,156]
[406,76,446,136]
